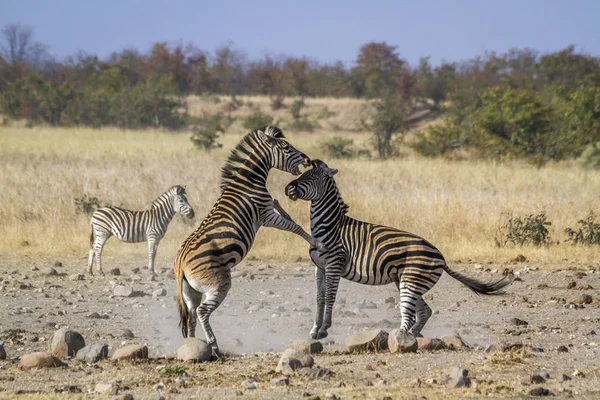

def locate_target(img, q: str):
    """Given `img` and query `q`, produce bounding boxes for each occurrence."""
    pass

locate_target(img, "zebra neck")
[309,193,345,240]
[151,200,175,224]
[232,157,270,188]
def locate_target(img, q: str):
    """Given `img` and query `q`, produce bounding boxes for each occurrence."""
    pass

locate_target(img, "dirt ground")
[1,254,599,399]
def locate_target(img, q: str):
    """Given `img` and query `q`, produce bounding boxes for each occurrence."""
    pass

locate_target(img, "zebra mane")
[220,126,284,191]
[151,185,184,208]
[333,185,350,215]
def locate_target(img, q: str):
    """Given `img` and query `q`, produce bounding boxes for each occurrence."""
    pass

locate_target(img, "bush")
[190,113,231,151]
[288,117,317,132]
[323,137,355,159]
[290,98,305,120]
[565,211,600,245]
[74,195,102,216]
[243,111,275,131]
[411,121,469,158]
[317,106,334,119]
[578,143,600,170]
[270,95,286,110]
[494,212,552,247]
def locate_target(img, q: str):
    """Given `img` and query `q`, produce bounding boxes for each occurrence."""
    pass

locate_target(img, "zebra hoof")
[309,331,318,339]
[316,330,328,339]
[148,274,157,282]
[210,348,223,361]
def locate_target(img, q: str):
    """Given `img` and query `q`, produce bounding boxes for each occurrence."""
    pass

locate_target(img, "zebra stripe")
[174,126,323,357]
[88,185,195,278]
[285,159,512,340]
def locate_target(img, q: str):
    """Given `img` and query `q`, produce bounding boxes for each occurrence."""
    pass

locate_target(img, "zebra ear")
[324,167,338,177]
[257,129,277,145]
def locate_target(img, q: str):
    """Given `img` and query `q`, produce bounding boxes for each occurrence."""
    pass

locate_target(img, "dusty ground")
[1,254,599,399]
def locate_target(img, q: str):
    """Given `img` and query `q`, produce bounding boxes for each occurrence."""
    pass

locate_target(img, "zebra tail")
[443,265,513,295]
[175,265,189,338]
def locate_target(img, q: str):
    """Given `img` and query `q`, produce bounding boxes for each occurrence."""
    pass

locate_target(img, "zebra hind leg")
[196,273,232,359]
[408,296,432,338]
[92,231,111,276]
[182,278,203,338]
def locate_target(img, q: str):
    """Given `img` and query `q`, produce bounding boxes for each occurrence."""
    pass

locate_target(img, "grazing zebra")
[174,126,323,357]
[285,160,513,340]
[88,185,195,279]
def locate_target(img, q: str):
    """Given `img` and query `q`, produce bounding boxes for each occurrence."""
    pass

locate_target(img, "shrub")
[494,212,552,247]
[290,98,305,120]
[411,122,469,158]
[565,211,600,245]
[323,137,355,159]
[270,95,286,110]
[288,117,317,132]
[317,106,334,119]
[160,365,188,376]
[243,111,275,131]
[74,195,102,216]
[190,113,230,151]
[578,143,600,170]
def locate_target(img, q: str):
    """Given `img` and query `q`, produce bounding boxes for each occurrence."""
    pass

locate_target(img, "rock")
[69,274,85,281]
[300,354,314,368]
[76,343,108,363]
[241,380,257,389]
[325,393,338,399]
[20,352,65,369]
[131,267,140,274]
[286,339,324,354]
[567,281,577,289]
[441,334,469,350]
[87,312,109,319]
[484,344,496,353]
[121,329,135,338]
[580,294,593,304]
[176,338,212,362]
[31,266,39,271]
[271,376,289,386]
[152,288,167,297]
[112,394,133,400]
[529,387,551,396]
[416,337,446,351]
[384,296,395,304]
[447,367,471,388]
[109,268,121,276]
[42,267,58,276]
[530,373,546,384]
[0,341,5,360]
[112,344,148,360]
[346,330,389,352]
[277,349,303,375]
[573,369,585,378]
[114,285,134,297]
[559,374,572,382]
[512,254,527,262]
[94,382,117,394]
[510,318,529,326]
[49,327,85,358]
[388,330,417,353]
[557,345,568,353]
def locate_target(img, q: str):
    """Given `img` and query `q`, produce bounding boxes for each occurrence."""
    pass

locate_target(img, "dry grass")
[2,96,600,267]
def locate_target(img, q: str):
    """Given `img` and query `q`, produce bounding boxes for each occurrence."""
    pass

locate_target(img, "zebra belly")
[342,261,397,286]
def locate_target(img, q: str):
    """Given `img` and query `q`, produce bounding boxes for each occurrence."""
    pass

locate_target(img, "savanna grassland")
[1,95,600,265]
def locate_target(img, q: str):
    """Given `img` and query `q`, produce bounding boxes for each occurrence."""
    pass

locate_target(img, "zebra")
[285,159,513,341]
[174,126,324,357]
[88,185,195,279]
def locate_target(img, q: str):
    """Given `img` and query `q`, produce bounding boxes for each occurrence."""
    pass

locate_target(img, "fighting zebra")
[174,126,323,357]
[88,185,195,279]
[285,160,513,341]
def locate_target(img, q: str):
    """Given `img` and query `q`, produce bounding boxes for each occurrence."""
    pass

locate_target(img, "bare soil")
[1,254,599,399]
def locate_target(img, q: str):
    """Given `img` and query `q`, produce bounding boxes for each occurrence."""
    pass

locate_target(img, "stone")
[152,288,167,297]
[241,380,257,389]
[286,339,324,354]
[271,376,289,386]
[510,318,529,326]
[112,394,134,400]
[580,294,593,304]
[388,330,417,353]
[277,349,303,375]
[49,327,85,358]
[416,337,446,351]
[567,281,577,289]
[324,393,338,399]
[300,354,314,368]
[87,312,109,319]
[113,285,134,297]
[441,334,469,350]
[530,373,546,384]
[69,274,85,281]
[573,369,585,378]
[112,344,148,360]
[559,374,572,382]
[121,329,135,338]
[20,352,65,369]
[529,387,550,396]
[109,268,121,276]
[42,267,58,276]
[0,341,5,360]
[31,266,39,271]
[447,367,470,388]
[384,296,395,304]
[345,330,389,352]
[176,338,212,362]
[557,345,568,353]
[76,343,108,363]
[94,382,117,394]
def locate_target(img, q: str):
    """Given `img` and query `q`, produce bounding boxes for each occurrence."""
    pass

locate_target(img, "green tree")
[352,42,405,98]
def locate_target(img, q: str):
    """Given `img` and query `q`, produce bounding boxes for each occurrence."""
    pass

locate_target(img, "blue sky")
[1,0,598,66]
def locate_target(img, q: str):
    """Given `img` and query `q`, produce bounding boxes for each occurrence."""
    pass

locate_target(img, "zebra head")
[285,159,338,201]
[257,126,310,176]
[172,185,195,219]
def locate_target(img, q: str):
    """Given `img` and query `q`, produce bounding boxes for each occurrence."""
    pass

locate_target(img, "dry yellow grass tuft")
[2,102,600,267]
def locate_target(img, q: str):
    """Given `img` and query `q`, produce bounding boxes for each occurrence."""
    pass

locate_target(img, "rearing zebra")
[285,160,512,341]
[88,185,195,279]
[174,126,323,357]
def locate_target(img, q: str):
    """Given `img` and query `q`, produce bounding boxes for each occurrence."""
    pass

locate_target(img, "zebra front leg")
[310,266,326,339]
[409,296,432,338]
[316,266,342,339]
[147,237,159,280]
[197,271,232,359]
[92,232,111,276]
[260,210,325,251]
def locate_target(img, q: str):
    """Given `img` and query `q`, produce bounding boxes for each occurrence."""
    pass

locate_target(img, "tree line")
[1,23,599,163]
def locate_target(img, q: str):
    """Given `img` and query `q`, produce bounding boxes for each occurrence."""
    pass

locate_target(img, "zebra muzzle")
[285,182,298,201]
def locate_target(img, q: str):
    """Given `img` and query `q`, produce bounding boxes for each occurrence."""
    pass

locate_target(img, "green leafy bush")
[243,111,275,131]
[74,195,102,216]
[565,211,600,245]
[323,137,355,158]
[270,95,286,110]
[288,117,317,132]
[290,98,305,120]
[190,113,231,151]
[495,212,552,247]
